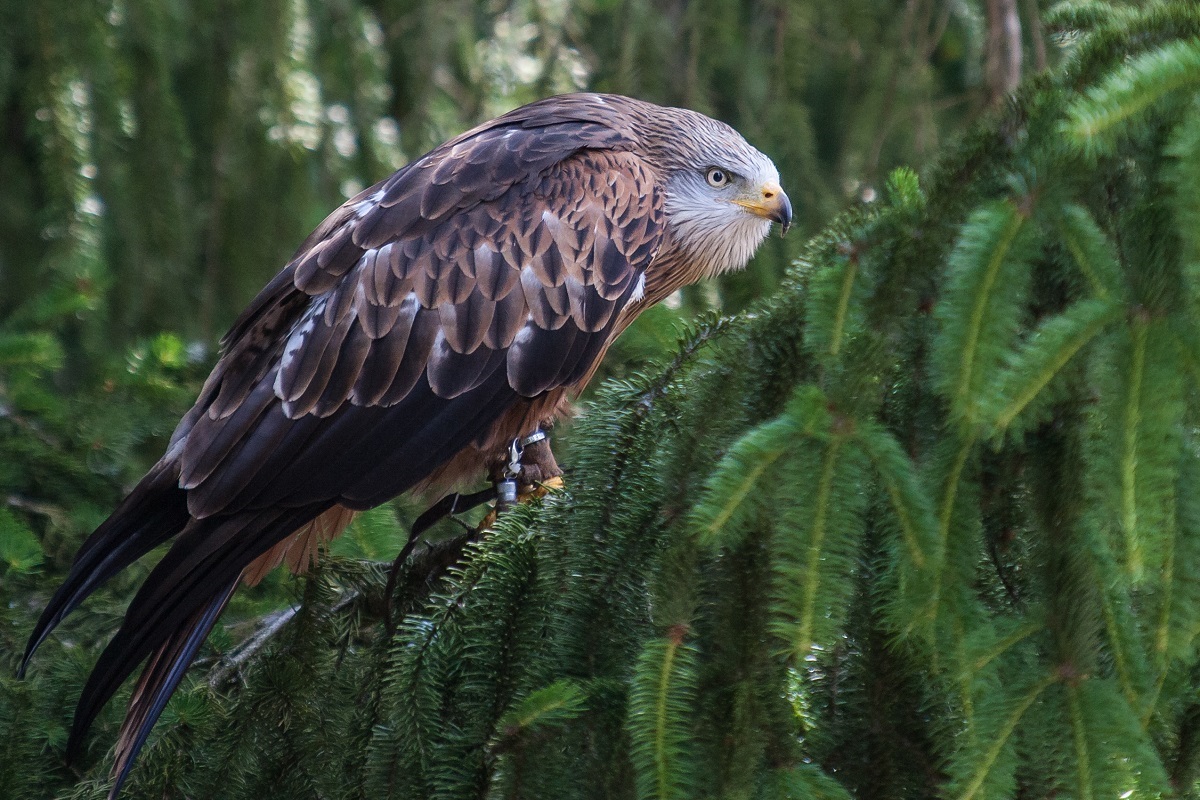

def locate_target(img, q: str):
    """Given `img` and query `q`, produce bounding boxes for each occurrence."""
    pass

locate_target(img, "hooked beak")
[734,182,793,236]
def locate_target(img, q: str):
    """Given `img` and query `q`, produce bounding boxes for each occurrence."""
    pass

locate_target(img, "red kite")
[21,92,791,796]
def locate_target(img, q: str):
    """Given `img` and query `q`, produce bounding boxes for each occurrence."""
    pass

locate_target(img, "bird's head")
[639,104,792,280]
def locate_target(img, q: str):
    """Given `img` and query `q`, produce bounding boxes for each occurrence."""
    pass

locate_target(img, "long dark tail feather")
[67,503,329,766]
[107,576,239,800]
[19,466,190,678]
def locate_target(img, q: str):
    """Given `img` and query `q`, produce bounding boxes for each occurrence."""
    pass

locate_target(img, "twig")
[207,588,368,689]
[7,494,70,529]
[208,606,298,689]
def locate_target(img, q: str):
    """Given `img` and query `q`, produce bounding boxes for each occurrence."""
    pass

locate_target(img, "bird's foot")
[476,476,566,531]
[521,475,566,501]
[477,429,565,530]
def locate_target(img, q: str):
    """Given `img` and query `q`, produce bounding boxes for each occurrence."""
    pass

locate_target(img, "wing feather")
[439,288,495,354]
[507,321,580,396]
[362,244,392,306]
[312,320,372,417]
[357,290,402,338]
[286,305,356,417]
[428,339,507,398]
[473,243,520,300]
[522,269,570,329]
[108,576,238,798]
[185,138,665,531]
[486,286,529,350]
[397,237,432,281]
[179,376,277,491]
[276,299,330,403]
[351,295,420,404]
[380,305,441,404]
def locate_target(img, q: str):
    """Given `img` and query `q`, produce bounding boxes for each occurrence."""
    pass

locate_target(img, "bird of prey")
[20,92,791,796]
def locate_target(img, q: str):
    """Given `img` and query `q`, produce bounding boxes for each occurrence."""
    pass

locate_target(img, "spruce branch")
[1056,204,1123,299]
[796,207,873,363]
[934,199,1035,426]
[1167,99,1200,272]
[1065,38,1200,144]
[1169,691,1200,791]
[1067,678,1170,797]
[929,432,979,632]
[857,421,938,571]
[951,672,1058,800]
[1043,1,1138,35]
[1100,592,1144,713]
[767,764,854,800]
[970,619,1042,673]
[207,606,299,689]
[1120,316,1148,579]
[690,385,829,549]
[690,418,793,547]
[626,627,700,800]
[828,249,859,358]
[494,679,586,744]
[1066,683,1095,800]
[778,435,846,659]
[986,297,1119,435]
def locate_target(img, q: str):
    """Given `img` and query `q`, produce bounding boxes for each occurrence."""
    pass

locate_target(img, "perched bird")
[20,92,791,796]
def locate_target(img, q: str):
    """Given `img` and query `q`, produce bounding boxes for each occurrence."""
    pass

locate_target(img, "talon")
[519,475,566,502]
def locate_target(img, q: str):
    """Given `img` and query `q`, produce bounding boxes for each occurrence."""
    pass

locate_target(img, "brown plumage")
[20,93,791,797]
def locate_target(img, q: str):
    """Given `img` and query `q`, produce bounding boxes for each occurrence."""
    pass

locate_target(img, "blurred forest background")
[8,1,1200,799]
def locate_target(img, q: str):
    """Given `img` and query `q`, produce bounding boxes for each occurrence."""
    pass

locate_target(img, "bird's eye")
[705,167,730,188]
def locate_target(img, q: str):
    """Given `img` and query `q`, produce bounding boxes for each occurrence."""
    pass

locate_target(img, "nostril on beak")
[763,189,775,199]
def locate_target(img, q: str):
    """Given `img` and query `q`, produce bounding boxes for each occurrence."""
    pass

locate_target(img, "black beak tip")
[776,193,793,236]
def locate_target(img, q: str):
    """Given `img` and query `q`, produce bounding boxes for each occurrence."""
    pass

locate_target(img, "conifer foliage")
[11,3,1200,799]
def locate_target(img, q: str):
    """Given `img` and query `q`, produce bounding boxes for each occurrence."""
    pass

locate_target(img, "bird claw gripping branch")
[410,428,563,540]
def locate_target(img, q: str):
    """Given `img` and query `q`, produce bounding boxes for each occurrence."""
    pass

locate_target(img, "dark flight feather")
[108,577,238,797]
[19,467,190,676]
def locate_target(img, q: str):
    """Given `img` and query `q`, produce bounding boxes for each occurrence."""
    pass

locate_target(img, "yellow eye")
[705,167,729,188]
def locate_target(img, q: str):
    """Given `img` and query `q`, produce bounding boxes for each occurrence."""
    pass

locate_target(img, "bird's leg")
[498,428,566,503]
[510,429,566,499]
[478,429,566,530]
[411,487,498,537]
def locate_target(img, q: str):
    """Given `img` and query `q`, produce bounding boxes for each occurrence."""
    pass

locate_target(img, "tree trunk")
[985,0,1023,104]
